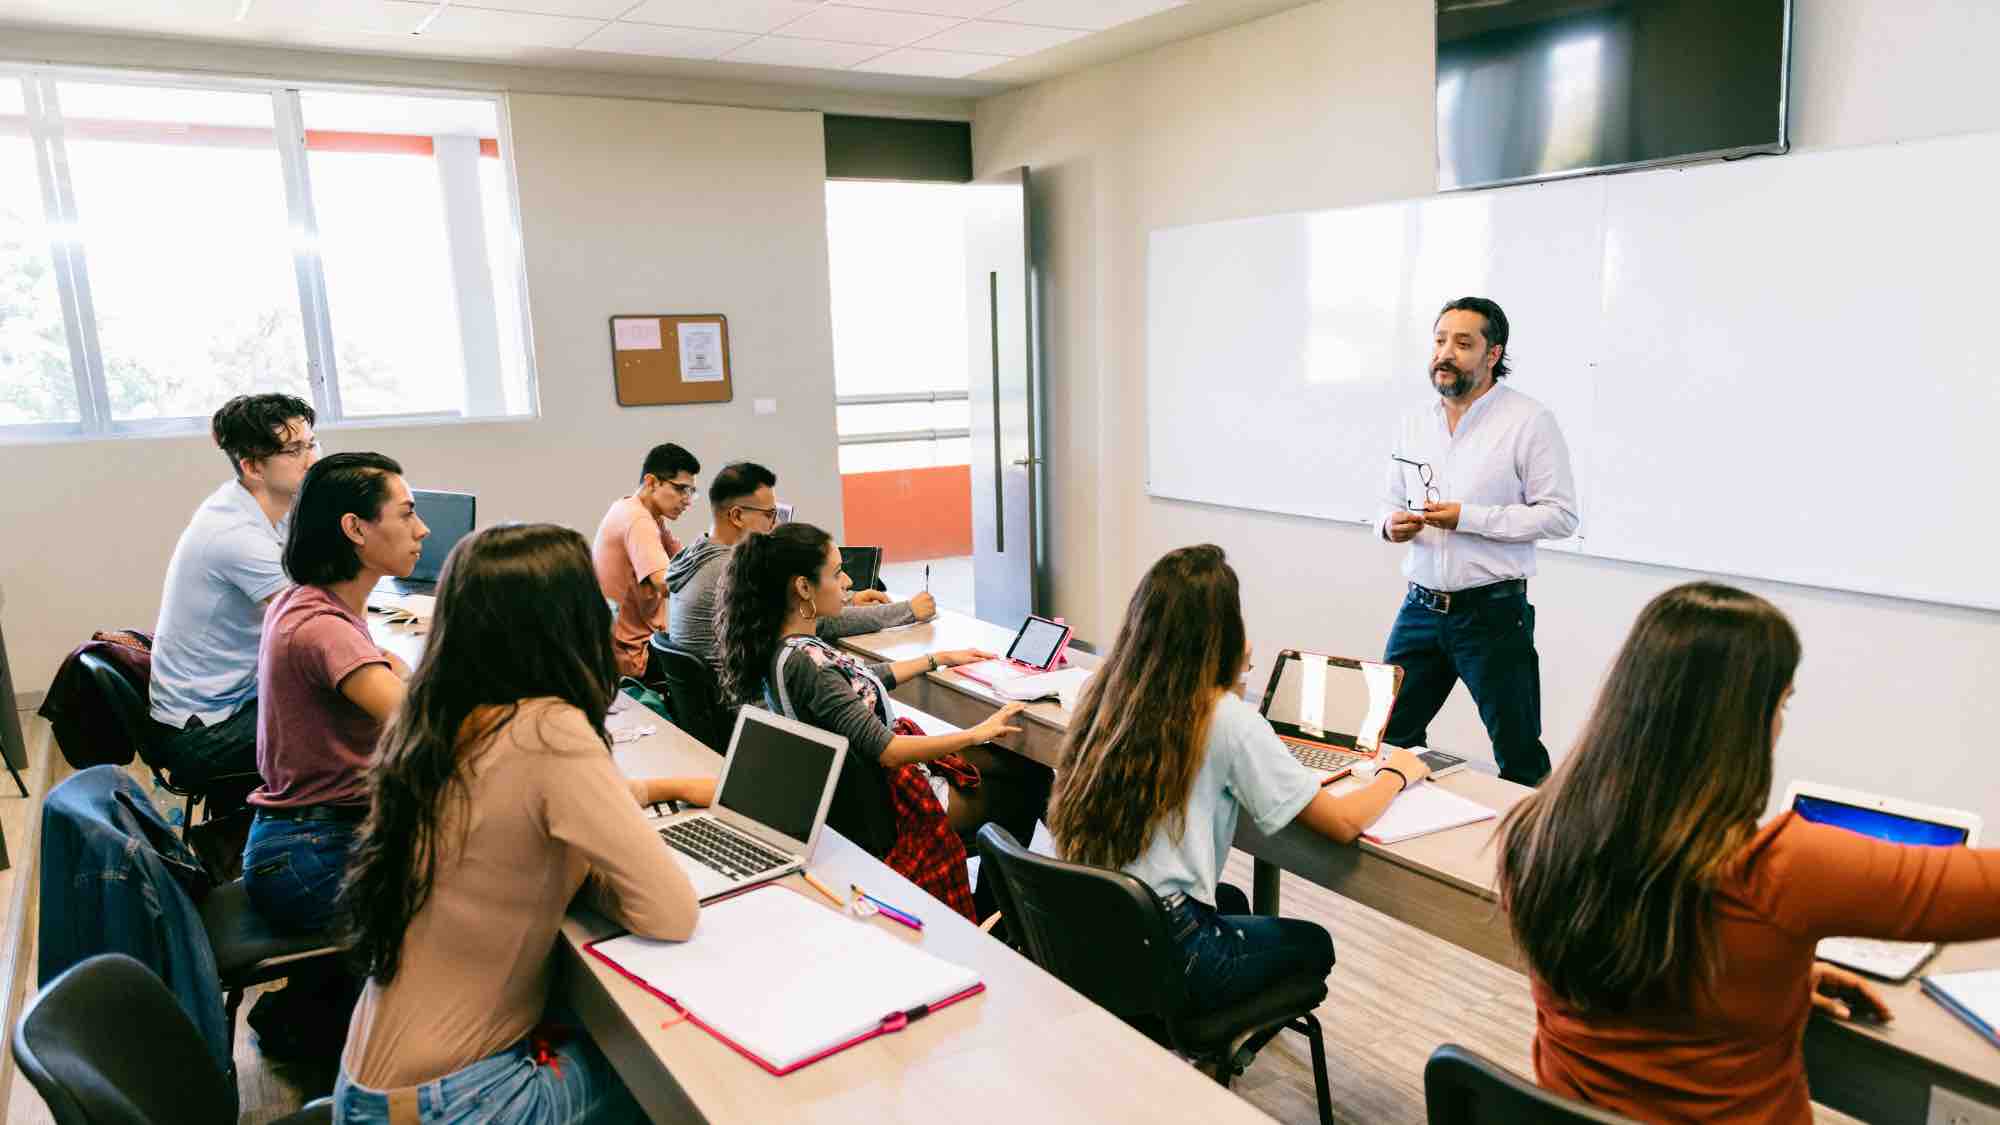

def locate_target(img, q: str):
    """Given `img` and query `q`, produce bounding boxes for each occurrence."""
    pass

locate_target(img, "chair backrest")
[12,953,238,1125]
[1424,1044,1640,1125]
[647,637,735,753]
[974,825,1185,1021]
[73,650,158,770]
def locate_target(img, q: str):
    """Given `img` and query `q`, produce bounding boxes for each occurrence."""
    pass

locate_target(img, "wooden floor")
[0,705,1864,1124]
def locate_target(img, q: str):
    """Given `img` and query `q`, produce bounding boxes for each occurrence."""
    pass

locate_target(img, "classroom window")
[0,69,536,441]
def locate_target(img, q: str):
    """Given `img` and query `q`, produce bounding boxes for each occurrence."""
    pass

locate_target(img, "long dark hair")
[284,451,402,586]
[1497,582,1799,1013]
[715,522,834,706]
[1049,544,1247,870]
[339,522,617,983]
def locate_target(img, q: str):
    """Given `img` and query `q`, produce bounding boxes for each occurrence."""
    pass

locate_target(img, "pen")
[924,564,930,592]
[851,883,925,931]
[802,869,846,908]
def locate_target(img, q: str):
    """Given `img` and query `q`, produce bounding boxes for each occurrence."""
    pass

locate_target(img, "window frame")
[0,63,538,444]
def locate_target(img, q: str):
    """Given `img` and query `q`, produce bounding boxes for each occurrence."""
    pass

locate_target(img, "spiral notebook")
[1360,782,1498,845]
[1921,969,2000,1048]
[586,884,984,1075]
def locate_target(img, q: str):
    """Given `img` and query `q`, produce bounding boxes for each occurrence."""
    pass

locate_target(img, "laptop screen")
[840,546,882,591]
[717,713,841,844]
[410,490,476,582]
[1791,794,1971,847]
[1262,652,1398,752]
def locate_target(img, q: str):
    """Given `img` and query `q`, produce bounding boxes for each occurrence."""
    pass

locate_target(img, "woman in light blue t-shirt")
[1049,544,1431,1009]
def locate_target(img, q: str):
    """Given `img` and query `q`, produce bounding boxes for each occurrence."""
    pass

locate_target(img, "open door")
[965,167,1039,626]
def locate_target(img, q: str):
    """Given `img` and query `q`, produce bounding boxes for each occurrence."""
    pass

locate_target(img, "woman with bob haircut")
[243,451,428,935]
[1499,582,2000,1124]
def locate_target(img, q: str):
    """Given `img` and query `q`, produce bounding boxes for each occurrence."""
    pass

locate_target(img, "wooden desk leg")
[1253,858,1282,915]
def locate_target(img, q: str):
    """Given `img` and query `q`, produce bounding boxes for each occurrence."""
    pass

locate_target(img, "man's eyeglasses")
[734,504,780,521]
[667,481,699,498]
[1391,455,1439,511]
[273,439,321,461]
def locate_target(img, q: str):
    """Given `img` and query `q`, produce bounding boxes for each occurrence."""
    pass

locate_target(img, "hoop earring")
[800,597,818,623]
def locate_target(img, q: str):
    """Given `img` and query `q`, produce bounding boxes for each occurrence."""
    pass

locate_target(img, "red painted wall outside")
[840,466,972,560]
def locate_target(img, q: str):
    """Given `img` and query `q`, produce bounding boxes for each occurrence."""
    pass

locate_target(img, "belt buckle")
[1435,589,1452,613]
[1413,585,1450,614]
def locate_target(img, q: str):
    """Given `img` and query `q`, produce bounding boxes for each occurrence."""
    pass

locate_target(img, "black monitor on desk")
[381,489,475,594]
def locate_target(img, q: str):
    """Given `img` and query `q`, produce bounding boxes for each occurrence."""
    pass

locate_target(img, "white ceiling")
[0,0,1318,98]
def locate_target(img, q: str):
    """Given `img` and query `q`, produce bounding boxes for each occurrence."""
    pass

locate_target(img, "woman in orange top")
[1497,582,2000,1124]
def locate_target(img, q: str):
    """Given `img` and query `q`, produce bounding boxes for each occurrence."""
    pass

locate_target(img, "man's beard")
[1432,364,1474,399]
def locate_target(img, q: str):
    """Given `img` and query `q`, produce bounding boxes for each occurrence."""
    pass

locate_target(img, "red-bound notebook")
[584,884,985,1076]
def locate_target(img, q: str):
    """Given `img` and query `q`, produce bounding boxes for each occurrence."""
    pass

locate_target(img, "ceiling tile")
[618,0,821,35]
[243,0,428,35]
[849,0,1012,15]
[414,5,604,47]
[574,20,754,57]
[916,18,1086,55]
[982,0,1185,32]
[779,6,959,47]
[852,46,1008,78]
[445,0,633,18]
[721,35,885,70]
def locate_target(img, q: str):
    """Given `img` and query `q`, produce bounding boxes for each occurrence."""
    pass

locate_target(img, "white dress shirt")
[1377,382,1579,593]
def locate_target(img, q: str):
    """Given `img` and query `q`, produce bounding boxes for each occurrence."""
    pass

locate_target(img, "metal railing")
[835,388,970,446]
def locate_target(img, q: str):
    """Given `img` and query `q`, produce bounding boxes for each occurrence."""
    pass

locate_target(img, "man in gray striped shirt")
[666,461,935,663]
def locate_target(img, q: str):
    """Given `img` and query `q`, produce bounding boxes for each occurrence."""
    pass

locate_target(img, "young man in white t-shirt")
[149,394,320,789]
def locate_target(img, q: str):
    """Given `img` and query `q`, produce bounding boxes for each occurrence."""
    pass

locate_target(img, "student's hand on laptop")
[1809,961,1893,1023]
[1381,748,1432,789]
[908,591,937,620]
[934,649,996,668]
[655,777,716,808]
[851,589,894,606]
[971,703,1026,744]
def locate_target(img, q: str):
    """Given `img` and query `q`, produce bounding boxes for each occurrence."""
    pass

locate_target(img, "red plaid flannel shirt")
[887,718,977,922]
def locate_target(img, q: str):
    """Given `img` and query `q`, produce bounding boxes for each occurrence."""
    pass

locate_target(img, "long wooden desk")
[571,702,1275,1124]
[370,617,1271,1124]
[839,609,2000,1123]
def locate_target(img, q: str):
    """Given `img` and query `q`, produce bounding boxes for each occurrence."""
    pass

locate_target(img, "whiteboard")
[1146,129,2000,609]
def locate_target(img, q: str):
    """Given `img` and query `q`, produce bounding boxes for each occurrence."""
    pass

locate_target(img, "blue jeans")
[1168,884,1334,1012]
[242,811,360,935]
[334,1024,644,1124]
[1383,585,1551,786]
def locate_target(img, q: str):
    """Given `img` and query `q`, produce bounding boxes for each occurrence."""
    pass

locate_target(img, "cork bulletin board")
[609,314,734,406]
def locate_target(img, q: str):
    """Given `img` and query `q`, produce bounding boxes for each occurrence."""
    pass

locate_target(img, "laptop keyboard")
[658,817,791,880]
[1282,738,1367,774]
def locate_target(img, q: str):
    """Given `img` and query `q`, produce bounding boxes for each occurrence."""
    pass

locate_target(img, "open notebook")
[1360,783,1498,845]
[586,885,984,1075]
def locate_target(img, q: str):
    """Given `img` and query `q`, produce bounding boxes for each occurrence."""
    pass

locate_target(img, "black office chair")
[12,953,332,1124]
[73,651,257,838]
[198,878,345,1049]
[645,636,735,753]
[1424,1044,1641,1124]
[975,825,1334,1125]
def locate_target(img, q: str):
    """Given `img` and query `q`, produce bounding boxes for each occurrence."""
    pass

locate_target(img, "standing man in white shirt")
[1378,298,1577,785]
[151,393,320,791]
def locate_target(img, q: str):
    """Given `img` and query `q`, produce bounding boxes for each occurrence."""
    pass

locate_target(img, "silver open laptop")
[651,705,848,903]
[1785,781,1983,981]
[1257,650,1403,784]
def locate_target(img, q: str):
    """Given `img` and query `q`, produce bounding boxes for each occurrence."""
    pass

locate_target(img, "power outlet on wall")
[1930,1086,2000,1125]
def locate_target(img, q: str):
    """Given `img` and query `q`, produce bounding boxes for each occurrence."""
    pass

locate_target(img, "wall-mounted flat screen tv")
[1436,0,1791,191]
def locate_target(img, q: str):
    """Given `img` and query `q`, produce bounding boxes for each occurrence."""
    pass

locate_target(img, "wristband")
[1379,766,1409,793]
[927,654,939,673]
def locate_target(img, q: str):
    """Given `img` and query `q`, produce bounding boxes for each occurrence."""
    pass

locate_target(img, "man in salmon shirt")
[592,443,699,681]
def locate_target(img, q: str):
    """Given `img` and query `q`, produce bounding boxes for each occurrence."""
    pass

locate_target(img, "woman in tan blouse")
[1497,581,2000,1124]
[334,524,707,1124]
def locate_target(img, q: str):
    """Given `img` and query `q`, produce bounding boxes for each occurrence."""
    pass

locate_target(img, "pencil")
[802,869,846,908]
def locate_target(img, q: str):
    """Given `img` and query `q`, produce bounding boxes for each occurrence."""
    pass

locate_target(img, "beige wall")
[974,0,2000,819]
[0,65,877,691]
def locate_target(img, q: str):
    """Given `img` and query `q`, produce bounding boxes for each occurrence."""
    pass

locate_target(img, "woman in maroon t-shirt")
[243,451,429,937]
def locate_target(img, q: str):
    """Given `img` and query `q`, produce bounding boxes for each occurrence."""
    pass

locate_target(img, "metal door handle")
[1011,457,1039,467]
